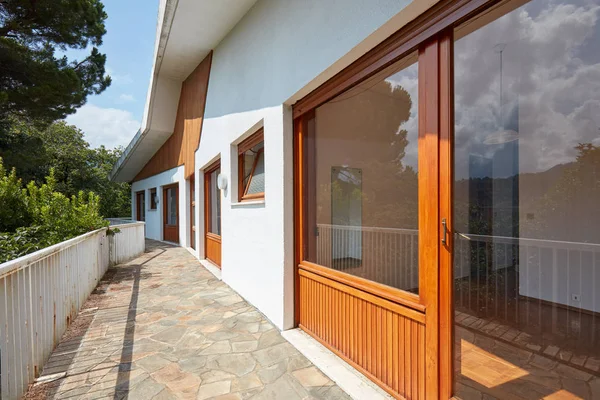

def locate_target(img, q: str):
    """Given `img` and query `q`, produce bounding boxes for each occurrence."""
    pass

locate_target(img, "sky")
[64,0,160,150]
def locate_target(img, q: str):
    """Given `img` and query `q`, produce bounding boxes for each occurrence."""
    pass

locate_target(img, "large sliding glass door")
[294,0,600,398]
[295,41,447,398]
[452,0,600,398]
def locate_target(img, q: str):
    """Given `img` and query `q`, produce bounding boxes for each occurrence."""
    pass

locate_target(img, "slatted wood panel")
[299,268,426,399]
[135,52,212,181]
[206,234,222,268]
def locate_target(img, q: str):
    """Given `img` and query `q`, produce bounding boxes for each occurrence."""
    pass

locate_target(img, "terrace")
[20,241,350,400]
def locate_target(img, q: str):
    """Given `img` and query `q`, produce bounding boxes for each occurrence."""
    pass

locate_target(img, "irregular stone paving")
[455,325,600,399]
[27,240,351,400]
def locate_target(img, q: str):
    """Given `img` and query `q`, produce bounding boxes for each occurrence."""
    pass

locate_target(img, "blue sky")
[65,0,159,149]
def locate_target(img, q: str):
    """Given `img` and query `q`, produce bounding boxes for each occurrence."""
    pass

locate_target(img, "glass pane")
[305,52,419,293]
[453,1,600,398]
[209,168,221,235]
[150,188,157,209]
[168,188,177,225]
[246,151,265,195]
[243,142,264,195]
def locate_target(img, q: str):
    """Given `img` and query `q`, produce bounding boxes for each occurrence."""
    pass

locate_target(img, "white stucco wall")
[196,0,421,330]
[204,0,412,120]
[131,166,189,246]
[195,106,293,330]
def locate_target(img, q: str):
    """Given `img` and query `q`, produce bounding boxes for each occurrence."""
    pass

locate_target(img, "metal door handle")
[442,218,447,245]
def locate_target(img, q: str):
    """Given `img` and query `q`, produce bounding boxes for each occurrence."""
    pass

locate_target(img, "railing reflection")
[316,223,600,341]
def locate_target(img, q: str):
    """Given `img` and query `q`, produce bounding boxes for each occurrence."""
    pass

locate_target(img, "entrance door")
[190,174,196,249]
[163,184,179,243]
[204,161,221,267]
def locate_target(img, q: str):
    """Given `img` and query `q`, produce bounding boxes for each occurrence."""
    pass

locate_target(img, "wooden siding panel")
[134,52,212,181]
[299,268,426,399]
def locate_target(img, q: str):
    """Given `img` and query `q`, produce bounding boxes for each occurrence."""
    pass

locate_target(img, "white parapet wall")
[108,222,147,266]
[0,222,145,400]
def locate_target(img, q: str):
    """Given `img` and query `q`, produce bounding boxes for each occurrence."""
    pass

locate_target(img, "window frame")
[149,187,157,210]
[238,129,265,202]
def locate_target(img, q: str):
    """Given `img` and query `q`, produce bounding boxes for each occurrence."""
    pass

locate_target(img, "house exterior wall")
[196,0,414,330]
[204,0,412,119]
[131,165,189,245]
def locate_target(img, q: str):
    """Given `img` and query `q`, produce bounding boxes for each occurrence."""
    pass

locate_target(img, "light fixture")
[217,173,227,190]
[154,194,159,204]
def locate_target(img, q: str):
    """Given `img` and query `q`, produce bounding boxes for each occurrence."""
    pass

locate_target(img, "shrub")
[0,158,109,263]
[0,159,32,232]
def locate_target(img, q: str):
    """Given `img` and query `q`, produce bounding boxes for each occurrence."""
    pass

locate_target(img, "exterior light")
[217,173,227,190]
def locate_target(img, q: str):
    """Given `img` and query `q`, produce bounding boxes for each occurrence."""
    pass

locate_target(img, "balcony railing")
[0,222,145,400]
[316,223,600,336]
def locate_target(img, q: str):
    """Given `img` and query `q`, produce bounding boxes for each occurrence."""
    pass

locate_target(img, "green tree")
[0,0,111,125]
[0,120,131,217]
[0,158,31,232]
[88,145,131,217]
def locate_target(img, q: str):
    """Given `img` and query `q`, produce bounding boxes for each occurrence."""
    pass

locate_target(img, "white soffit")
[111,0,257,182]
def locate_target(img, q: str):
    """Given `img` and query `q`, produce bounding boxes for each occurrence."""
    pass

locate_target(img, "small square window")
[149,188,157,210]
[238,129,265,201]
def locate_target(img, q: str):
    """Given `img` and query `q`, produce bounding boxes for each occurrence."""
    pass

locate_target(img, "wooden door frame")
[292,1,504,397]
[162,183,179,243]
[204,160,221,266]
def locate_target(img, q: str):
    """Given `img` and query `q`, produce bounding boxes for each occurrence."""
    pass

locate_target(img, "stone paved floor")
[27,240,351,400]
[455,325,600,399]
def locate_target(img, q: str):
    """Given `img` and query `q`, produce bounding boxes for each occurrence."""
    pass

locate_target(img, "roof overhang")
[110,0,257,182]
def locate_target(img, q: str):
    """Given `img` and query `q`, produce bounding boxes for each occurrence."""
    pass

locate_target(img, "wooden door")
[190,174,196,249]
[204,161,221,267]
[163,184,179,243]
[136,191,145,221]
[294,34,452,400]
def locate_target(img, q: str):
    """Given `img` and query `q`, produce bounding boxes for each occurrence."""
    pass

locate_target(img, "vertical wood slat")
[134,52,212,181]
[299,269,426,399]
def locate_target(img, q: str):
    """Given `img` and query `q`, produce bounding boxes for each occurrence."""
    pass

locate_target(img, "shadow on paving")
[24,240,351,400]
[24,241,169,400]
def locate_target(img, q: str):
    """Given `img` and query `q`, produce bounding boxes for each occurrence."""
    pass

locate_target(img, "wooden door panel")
[293,24,452,400]
[206,233,221,267]
[299,269,426,399]
[163,185,179,244]
[164,225,179,243]
[204,161,221,268]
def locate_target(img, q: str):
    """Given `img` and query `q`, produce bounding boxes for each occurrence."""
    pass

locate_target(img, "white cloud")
[454,0,600,178]
[117,93,135,103]
[65,103,140,149]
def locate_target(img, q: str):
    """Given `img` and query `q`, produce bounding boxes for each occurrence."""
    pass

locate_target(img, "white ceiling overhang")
[110,0,257,182]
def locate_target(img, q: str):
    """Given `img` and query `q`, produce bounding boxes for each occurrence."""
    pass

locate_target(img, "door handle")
[441,218,448,245]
